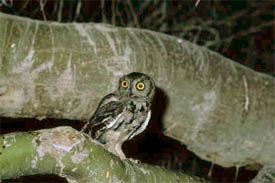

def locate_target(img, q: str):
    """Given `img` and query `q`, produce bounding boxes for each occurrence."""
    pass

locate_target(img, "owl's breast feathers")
[83,93,151,144]
[127,98,151,113]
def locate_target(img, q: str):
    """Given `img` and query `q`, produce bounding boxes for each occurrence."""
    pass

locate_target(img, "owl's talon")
[127,158,141,164]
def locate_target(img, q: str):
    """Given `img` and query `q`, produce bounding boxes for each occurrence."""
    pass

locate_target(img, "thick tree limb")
[0,126,208,183]
[0,12,274,172]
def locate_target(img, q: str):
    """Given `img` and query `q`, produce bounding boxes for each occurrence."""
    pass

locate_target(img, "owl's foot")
[127,158,141,164]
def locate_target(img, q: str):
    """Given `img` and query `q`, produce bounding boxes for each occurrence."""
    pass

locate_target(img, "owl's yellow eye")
[136,82,145,91]
[121,80,129,88]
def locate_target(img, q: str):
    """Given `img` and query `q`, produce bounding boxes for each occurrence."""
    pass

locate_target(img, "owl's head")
[118,72,155,100]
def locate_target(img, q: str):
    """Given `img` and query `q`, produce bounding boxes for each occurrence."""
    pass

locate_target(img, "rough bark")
[0,11,274,174]
[0,126,208,183]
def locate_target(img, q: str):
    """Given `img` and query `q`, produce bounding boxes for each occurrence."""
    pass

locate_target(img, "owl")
[81,72,156,159]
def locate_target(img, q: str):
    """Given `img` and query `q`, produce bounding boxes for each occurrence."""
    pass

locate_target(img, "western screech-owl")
[82,72,156,159]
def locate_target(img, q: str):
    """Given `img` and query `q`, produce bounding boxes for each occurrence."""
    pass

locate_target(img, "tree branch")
[0,126,208,183]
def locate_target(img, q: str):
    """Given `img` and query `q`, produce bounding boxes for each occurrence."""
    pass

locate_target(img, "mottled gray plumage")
[82,72,155,159]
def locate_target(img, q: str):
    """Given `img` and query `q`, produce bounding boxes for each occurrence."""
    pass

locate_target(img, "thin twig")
[57,0,64,22]
[18,0,30,14]
[40,0,47,21]
[111,0,116,25]
[74,0,82,22]
[101,0,107,23]
[127,0,139,27]
[195,0,200,7]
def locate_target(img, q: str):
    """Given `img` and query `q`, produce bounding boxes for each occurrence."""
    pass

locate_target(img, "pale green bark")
[0,11,274,181]
[0,126,208,183]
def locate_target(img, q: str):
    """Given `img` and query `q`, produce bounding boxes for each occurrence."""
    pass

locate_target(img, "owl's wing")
[82,93,125,139]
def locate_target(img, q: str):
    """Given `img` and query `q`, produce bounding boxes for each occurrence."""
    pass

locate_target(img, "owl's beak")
[129,88,133,96]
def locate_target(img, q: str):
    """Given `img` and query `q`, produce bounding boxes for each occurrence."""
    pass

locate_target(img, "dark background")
[0,0,273,182]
